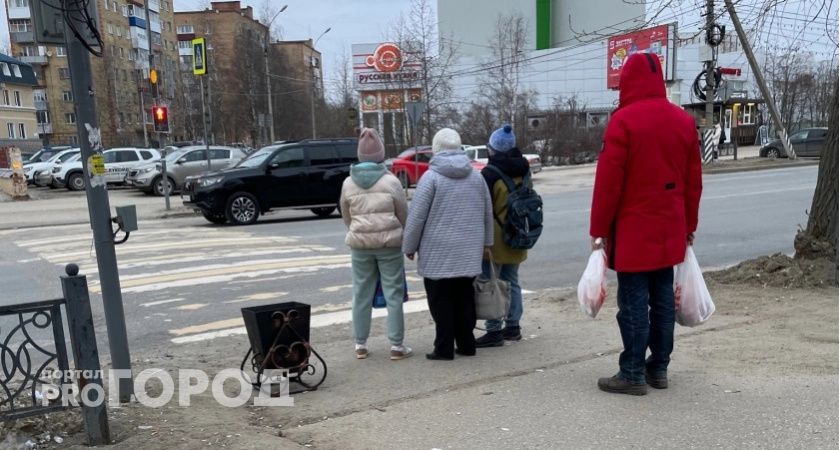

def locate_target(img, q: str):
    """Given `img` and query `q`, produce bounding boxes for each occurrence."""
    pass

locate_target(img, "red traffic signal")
[152,106,169,133]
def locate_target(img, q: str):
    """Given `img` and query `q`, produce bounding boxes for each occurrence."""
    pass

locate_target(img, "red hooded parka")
[590,53,703,272]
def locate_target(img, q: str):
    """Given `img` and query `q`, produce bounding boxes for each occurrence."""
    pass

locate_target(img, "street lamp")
[311,27,330,139]
[264,5,288,145]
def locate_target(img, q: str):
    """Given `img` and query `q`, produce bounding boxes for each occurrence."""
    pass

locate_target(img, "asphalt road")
[0,165,817,355]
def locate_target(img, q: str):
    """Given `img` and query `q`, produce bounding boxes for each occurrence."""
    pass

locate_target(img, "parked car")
[24,148,80,185]
[183,138,358,225]
[760,127,828,158]
[465,145,542,174]
[23,146,72,164]
[53,148,160,190]
[125,145,246,196]
[45,153,82,188]
[390,146,485,187]
[32,149,81,187]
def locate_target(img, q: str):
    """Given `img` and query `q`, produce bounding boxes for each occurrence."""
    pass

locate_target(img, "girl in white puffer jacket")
[340,128,412,361]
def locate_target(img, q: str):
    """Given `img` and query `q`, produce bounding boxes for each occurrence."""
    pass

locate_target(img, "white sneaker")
[390,344,413,360]
[355,343,368,359]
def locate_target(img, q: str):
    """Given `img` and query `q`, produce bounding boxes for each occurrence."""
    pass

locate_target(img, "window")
[55,46,67,56]
[12,0,29,7]
[3,90,8,105]
[18,124,26,139]
[180,150,206,162]
[65,113,76,124]
[128,49,136,61]
[119,47,125,59]
[33,90,46,102]
[269,148,305,169]
[59,68,71,79]
[307,146,337,166]
[809,129,828,139]
[58,151,77,162]
[178,40,192,49]
[20,45,38,57]
[177,25,194,34]
[116,26,122,37]
[62,90,72,102]
[14,91,21,106]
[209,149,230,160]
[107,23,114,35]
[337,144,357,163]
[7,123,15,139]
[167,21,172,32]
[104,0,109,9]
[122,5,129,16]
[9,19,31,32]
[790,130,808,141]
[11,65,21,77]
[116,150,140,162]
[112,1,118,12]
[0,63,10,76]
[36,111,50,124]
[140,150,154,160]
[162,1,169,11]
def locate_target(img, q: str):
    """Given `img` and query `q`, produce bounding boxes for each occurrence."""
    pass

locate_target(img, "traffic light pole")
[200,75,210,170]
[63,2,132,403]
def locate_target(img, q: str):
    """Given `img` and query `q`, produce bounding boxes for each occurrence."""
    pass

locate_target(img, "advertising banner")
[607,24,672,90]
[352,42,422,91]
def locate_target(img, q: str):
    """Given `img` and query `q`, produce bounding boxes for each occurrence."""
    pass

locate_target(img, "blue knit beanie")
[488,124,516,153]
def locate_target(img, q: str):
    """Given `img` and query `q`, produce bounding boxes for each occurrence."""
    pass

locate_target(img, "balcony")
[19,55,48,65]
[34,100,48,111]
[10,31,35,44]
[148,0,160,12]
[8,6,30,20]
[128,16,147,29]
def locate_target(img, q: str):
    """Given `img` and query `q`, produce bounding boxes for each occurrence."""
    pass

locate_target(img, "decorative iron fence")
[0,299,72,421]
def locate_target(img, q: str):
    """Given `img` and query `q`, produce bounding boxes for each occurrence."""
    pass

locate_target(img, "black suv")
[183,138,358,225]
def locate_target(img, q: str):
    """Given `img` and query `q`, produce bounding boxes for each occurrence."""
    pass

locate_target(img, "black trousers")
[424,277,476,358]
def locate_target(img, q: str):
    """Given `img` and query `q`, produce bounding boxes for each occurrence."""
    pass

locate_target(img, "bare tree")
[795,79,838,261]
[387,0,460,143]
[480,12,528,124]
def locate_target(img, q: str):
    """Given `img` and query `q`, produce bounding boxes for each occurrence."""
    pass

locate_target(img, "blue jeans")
[481,261,522,332]
[616,268,675,384]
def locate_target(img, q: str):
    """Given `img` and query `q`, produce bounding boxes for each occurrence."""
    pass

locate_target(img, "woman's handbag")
[474,252,511,320]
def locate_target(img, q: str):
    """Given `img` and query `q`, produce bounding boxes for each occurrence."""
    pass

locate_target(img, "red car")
[388,146,485,187]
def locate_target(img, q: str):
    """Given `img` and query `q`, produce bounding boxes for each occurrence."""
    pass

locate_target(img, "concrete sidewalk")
[32,281,838,449]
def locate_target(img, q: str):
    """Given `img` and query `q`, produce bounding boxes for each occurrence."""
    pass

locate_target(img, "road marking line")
[40,237,301,260]
[174,303,208,311]
[224,292,289,304]
[170,299,431,344]
[320,284,352,293]
[139,298,185,307]
[703,185,814,200]
[170,318,243,336]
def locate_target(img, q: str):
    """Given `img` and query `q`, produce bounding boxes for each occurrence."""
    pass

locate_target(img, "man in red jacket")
[590,52,703,395]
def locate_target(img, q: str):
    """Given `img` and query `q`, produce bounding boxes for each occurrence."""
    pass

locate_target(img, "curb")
[703,159,819,175]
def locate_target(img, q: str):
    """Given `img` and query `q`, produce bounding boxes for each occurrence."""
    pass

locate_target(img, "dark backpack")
[485,166,543,250]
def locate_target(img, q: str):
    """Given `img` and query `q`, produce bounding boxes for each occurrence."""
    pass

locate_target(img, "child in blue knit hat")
[488,124,516,153]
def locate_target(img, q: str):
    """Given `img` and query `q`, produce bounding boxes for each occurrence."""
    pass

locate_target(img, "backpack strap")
[483,165,517,192]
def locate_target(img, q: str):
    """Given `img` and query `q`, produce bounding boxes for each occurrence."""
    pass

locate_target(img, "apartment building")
[272,39,324,102]
[0,53,40,151]
[174,1,271,146]
[5,0,180,148]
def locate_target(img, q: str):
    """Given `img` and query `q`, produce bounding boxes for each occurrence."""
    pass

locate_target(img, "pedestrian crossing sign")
[192,38,207,76]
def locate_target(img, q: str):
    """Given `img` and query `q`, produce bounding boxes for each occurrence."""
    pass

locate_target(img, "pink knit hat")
[357,128,385,163]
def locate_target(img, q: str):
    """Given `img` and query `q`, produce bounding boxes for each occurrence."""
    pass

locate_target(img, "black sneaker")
[502,326,522,341]
[475,330,504,348]
[597,375,648,396]
[425,352,454,361]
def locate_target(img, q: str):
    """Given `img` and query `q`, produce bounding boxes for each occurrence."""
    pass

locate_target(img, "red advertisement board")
[607,25,670,90]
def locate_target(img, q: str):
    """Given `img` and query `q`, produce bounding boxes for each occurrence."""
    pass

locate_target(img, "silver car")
[126,145,246,196]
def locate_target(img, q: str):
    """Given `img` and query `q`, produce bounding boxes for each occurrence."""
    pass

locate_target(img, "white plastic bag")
[673,246,715,327]
[578,249,608,318]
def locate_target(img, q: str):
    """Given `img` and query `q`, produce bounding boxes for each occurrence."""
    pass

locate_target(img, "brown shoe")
[597,375,647,396]
[645,371,668,389]
[390,345,413,360]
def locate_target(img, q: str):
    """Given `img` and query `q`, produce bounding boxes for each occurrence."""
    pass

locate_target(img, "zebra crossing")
[3,222,431,345]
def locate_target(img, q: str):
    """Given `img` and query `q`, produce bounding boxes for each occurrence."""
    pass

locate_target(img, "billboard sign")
[607,24,672,90]
[352,42,422,91]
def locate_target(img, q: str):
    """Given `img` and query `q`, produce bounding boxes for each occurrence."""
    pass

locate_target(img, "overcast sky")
[0,0,413,94]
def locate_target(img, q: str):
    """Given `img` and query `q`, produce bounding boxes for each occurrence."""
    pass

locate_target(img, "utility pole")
[263,6,287,146]
[311,28,330,140]
[704,0,715,141]
[724,0,796,159]
[63,1,132,403]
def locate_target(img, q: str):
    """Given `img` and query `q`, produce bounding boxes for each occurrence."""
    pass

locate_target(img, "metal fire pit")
[240,302,326,394]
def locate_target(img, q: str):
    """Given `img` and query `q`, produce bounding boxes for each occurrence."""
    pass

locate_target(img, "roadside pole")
[724,0,796,159]
[160,131,170,210]
[703,0,716,161]
[200,76,210,166]
[193,37,211,169]
[63,2,132,403]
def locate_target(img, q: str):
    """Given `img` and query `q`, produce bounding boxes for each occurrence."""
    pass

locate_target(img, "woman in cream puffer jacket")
[340,128,412,361]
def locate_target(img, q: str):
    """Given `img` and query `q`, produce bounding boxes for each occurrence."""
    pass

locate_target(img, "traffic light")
[152,105,169,133]
[149,68,159,98]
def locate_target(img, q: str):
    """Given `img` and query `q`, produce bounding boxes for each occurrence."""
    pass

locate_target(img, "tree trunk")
[794,79,839,261]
